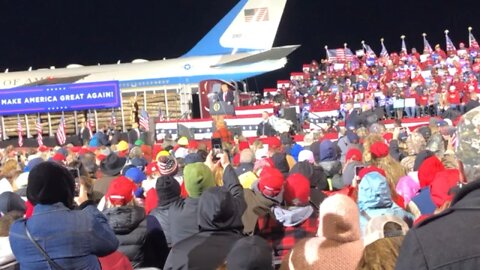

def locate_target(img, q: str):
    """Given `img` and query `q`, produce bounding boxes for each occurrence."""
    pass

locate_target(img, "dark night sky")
[0,0,479,91]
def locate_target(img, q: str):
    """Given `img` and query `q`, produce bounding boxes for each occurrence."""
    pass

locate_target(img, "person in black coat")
[168,152,243,246]
[96,124,111,146]
[257,111,277,137]
[163,159,246,269]
[128,123,141,146]
[345,102,361,130]
[79,121,91,146]
[395,179,480,269]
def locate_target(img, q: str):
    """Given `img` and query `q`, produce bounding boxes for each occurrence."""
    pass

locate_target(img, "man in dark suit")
[257,111,276,137]
[96,123,111,146]
[128,122,141,145]
[344,102,360,130]
[218,83,235,105]
[79,121,91,146]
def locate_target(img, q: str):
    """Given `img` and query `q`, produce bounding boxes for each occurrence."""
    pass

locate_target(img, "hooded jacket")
[103,205,147,268]
[357,172,413,235]
[168,164,243,245]
[164,185,246,269]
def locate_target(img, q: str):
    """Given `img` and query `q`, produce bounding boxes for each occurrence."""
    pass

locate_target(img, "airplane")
[0,0,299,90]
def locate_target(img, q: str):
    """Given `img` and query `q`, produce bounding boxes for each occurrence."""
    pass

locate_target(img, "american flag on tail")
[469,27,479,50]
[380,38,389,58]
[36,116,43,147]
[244,7,269,22]
[56,115,66,145]
[110,110,117,127]
[400,35,407,54]
[139,110,150,131]
[17,115,23,147]
[445,30,456,54]
[423,33,433,54]
[325,47,354,62]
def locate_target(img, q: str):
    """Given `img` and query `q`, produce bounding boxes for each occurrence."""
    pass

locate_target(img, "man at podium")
[218,83,235,105]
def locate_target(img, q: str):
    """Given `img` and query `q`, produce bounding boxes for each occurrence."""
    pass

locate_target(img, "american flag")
[423,33,433,54]
[56,115,66,145]
[139,110,150,131]
[380,39,389,58]
[244,7,269,22]
[87,111,94,137]
[17,115,23,147]
[36,116,43,147]
[452,130,459,151]
[469,29,479,50]
[362,42,377,58]
[326,48,354,62]
[445,30,456,54]
[110,110,117,127]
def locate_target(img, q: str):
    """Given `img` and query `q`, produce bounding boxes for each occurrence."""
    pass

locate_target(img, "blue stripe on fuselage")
[118,71,261,89]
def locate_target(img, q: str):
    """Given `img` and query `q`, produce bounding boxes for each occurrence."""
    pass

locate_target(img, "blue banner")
[0,81,120,116]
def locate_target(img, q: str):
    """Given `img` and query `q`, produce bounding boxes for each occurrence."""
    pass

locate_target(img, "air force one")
[0,0,298,90]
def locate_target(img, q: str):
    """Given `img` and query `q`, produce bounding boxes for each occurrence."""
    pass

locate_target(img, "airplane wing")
[16,74,90,87]
[211,45,300,68]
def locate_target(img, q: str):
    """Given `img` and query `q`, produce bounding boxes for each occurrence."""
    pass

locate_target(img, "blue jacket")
[357,172,414,235]
[9,203,119,270]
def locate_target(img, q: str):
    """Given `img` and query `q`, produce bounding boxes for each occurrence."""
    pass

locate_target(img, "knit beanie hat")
[284,174,310,206]
[155,175,181,206]
[346,147,363,162]
[257,166,284,198]
[27,161,75,209]
[370,141,389,159]
[183,162,215,198]
[106,176,137,205]
[158,156,178,176]
[226,236,274,270]
[125,167,146,184]
[418,156,445,188]
[271,152,289,174]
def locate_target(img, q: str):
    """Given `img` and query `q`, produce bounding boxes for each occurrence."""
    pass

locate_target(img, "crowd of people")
[1,36,480,270]
[263,34,480,128]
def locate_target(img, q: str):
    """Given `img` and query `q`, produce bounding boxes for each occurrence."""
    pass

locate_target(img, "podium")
[209,101,235,116]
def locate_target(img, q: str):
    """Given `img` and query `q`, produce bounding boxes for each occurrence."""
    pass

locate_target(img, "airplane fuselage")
[0,52,288,90]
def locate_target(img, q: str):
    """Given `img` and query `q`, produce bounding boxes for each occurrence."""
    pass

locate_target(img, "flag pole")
[469,26,473,47]
[24,114,31,138]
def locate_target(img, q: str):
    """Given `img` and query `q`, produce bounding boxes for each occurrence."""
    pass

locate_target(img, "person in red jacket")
[447,85,461,111]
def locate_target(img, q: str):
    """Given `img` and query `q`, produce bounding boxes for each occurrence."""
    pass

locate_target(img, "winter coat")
[396,180,480,269]
[164,171,246,269]
[357,172,414,235]
[235,162,254,176]
[10,203,118,270]
[103,205,147,268]
[242,182,282,235]
[169,165,242,245]
[149,198,182,247]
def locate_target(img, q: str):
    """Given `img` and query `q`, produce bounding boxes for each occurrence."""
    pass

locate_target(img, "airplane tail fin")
[183,0,288,57]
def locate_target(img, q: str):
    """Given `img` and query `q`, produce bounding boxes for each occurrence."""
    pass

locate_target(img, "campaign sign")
[0,81,120,116]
